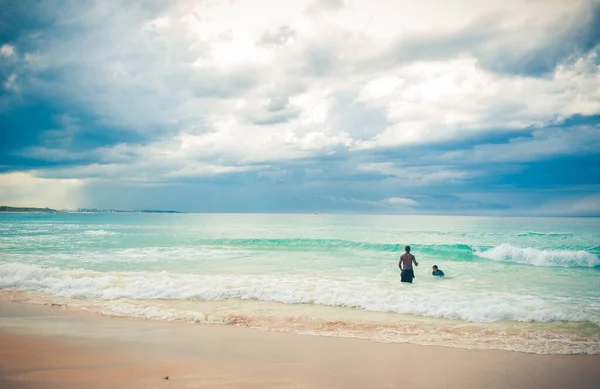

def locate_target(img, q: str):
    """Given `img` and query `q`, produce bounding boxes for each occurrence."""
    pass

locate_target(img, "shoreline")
[1,290,598,356]
[0,290,600,355]
[1,300,599,389]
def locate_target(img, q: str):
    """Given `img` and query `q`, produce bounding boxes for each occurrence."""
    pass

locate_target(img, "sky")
[0,0,599,215]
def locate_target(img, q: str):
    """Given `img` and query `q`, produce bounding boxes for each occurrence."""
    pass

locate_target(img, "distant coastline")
[0,206,60,213]
[0,206,183,214]
[76,208,183,213]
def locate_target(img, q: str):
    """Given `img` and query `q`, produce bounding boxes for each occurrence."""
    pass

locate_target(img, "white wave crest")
[475,244,600,267]
[83,229,116,236]
[1,262,599,326]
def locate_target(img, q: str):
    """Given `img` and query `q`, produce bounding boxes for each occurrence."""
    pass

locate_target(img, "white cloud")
[358,162,471,185]
[7,0,597,160]
[334,196,419,210]
[0,44,15,57]
[531,194,600,217]
[356,52,600,149]
[439,125,600,164]
[380,197,419,207]
[3,73,17,91]
[164,164,257,179]
[359,76,404,100]
[0,172,83,209]
[1,0,599,215]
[32,136,266,183]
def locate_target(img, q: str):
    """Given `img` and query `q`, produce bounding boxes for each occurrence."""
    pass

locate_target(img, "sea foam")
[83,229,116,236]
[1,262,598,326]
[475,244,600,267]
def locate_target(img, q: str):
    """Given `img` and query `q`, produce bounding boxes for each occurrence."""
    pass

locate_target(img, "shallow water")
[1,213,599,353]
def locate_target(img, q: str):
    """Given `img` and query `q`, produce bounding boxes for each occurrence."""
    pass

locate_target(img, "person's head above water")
[405,246,411,253]
[432,265,438,271]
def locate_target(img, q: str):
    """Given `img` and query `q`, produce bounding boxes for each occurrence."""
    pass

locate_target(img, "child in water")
[432,265,444,276]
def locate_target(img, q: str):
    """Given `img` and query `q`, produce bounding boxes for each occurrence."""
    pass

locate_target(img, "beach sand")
[0,300,598,389]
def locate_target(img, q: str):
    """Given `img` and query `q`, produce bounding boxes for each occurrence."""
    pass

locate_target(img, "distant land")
[0,206,59,213]
[77,208,183,213]
[0,206,183,214]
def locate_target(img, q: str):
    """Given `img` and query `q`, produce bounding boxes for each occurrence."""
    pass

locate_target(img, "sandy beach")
[0,300,598,389]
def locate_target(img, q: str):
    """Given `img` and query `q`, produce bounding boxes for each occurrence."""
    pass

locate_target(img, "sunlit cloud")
[0,0,598,214]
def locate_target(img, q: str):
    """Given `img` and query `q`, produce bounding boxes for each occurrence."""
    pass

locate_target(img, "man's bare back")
[399,246,418,283]
[398,246,418,270]
[399,253,418,269]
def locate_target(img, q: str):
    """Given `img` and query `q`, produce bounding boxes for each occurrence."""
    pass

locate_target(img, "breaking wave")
[1,262,598,325]
[475,244,600,268]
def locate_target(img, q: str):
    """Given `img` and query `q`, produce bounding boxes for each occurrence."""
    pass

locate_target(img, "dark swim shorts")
[401,268,415,283]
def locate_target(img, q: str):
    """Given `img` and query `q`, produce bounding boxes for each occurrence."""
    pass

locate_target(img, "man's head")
[405,246,411,253]
[432,265,438,271]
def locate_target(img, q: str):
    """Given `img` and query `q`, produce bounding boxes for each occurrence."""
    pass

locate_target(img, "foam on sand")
[1,262,599,326]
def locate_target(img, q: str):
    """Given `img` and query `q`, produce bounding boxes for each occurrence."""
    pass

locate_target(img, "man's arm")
[412,255,418,266]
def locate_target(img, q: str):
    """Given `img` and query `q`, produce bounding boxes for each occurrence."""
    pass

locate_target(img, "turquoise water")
[1,213,599,353]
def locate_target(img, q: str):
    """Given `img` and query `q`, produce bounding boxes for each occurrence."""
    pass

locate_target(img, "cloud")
[529,194,600,217]
[379,197,419,207]
[0,44,15,57]
[0,0,598,214]
[307,0,346,15]
[315,0,345,9]
[358,163,471,186]
[259,26,297,46]
[371,2,600,76]
[0,172,83,209]
[239,96,302,126]
[355,52,600,149]
[475,3,600,76]
[439,124,600,164]
[4,0,599,152]
[3,73,16,91]
[325,196,419,211]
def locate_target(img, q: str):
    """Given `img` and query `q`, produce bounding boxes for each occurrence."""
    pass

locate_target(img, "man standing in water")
[399,246,418,283]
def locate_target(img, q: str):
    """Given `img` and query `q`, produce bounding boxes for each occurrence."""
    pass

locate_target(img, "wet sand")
[0,300,598,389]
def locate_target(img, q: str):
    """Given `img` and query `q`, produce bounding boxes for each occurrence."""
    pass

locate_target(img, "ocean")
[1,213,599,354]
